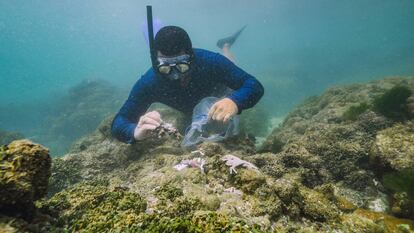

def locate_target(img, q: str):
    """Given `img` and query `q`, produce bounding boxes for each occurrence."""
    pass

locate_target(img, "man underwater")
[111,25,264,145]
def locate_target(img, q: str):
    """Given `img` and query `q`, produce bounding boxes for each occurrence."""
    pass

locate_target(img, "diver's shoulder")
[193,48,223,62]
[194,48,220,58]
[136,68,159,87]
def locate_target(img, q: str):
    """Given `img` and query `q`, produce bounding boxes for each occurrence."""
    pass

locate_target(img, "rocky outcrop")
[260,76,414,221]
[2,76,414,232]
[0,140,51,222]
[39,79,125,155]
[0,140,51,213]
[371,123,414,171]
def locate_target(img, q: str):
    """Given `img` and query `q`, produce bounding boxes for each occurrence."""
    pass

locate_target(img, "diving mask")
[157,54,191,78]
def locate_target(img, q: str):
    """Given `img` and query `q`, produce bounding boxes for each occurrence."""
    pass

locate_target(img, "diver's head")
[153,26,194,81]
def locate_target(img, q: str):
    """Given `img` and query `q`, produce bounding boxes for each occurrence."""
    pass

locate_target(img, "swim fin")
[216,25,247,49]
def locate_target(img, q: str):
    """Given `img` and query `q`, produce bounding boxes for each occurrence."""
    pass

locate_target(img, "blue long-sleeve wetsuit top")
[111,48,264,143]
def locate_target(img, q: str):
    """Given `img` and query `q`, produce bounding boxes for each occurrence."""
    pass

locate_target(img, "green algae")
[136,211,264,233]
[232,169,266,194]
[155,184,183,201]
[42,182,147,232]
[40,182,265,232]
[343,102,370,121]
[373,85,412,120]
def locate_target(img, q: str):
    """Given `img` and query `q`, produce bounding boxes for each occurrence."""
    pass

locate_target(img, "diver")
[111,23,263,145]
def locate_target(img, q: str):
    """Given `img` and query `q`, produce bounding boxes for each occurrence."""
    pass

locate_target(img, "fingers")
[223,113,232,123]
[208,102,235,122]
[145,111,162,123]
[140,124,157,131]
[134,123,158,140]
[138,111,162,127]
[208,103,218,120]
[215,110,227,122]
[138,116,160,127]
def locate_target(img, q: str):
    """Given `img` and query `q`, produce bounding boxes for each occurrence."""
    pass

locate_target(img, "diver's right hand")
[134,111,162,140]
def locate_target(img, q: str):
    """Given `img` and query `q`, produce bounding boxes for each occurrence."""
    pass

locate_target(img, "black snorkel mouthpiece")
[146,5,156,69]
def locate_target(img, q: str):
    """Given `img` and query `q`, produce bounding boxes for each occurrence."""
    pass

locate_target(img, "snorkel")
[146,5,157,71]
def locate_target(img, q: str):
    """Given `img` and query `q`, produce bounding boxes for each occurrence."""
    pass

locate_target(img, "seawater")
[1,0,414,155]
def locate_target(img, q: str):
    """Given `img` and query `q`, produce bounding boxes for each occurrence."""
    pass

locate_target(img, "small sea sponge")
[373,85,412,120]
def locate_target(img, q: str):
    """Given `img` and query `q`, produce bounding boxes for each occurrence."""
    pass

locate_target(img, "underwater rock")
[371,123,414,171]
[239,102,271,137]
[341,209,414,232]
[36,76,414,231]
[40,79,125,155]
[0,140,51,219]
[261,76,414,153]
[372,85,412,121]
[299,186,340,221]
[381,169,414,219]
[42,181,147,232]
[41,181,263,232]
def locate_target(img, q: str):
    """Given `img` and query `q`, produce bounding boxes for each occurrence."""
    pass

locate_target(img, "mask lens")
[158,65,171,74]
[176,63,190,73]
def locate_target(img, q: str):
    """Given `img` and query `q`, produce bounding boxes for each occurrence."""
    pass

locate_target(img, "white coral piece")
[221,154,258,174]
[173,157,206,173]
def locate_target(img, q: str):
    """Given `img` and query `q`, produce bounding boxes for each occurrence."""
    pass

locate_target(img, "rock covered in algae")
[261,76,414,153]
[43,76,414,231]
[371,123,414,171]
[42,181,147,232]
[0,140,51,216]
[41,181,263,232]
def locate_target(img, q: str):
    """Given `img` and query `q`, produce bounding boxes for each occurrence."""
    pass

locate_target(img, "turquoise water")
[1,0,414,155]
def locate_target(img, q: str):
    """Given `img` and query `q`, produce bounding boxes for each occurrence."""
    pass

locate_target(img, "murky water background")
[1,0,413,155]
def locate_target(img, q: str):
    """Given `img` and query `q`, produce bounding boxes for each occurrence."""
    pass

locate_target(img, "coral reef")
[2,76,414,232]
[39,79,126,155]
[0,140,51,219]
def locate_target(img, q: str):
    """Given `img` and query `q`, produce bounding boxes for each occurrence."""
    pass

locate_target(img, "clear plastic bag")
[181,97,239,149]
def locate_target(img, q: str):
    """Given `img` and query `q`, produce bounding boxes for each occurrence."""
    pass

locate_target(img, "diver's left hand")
[407,95,414,116]
[208,98,238,123]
